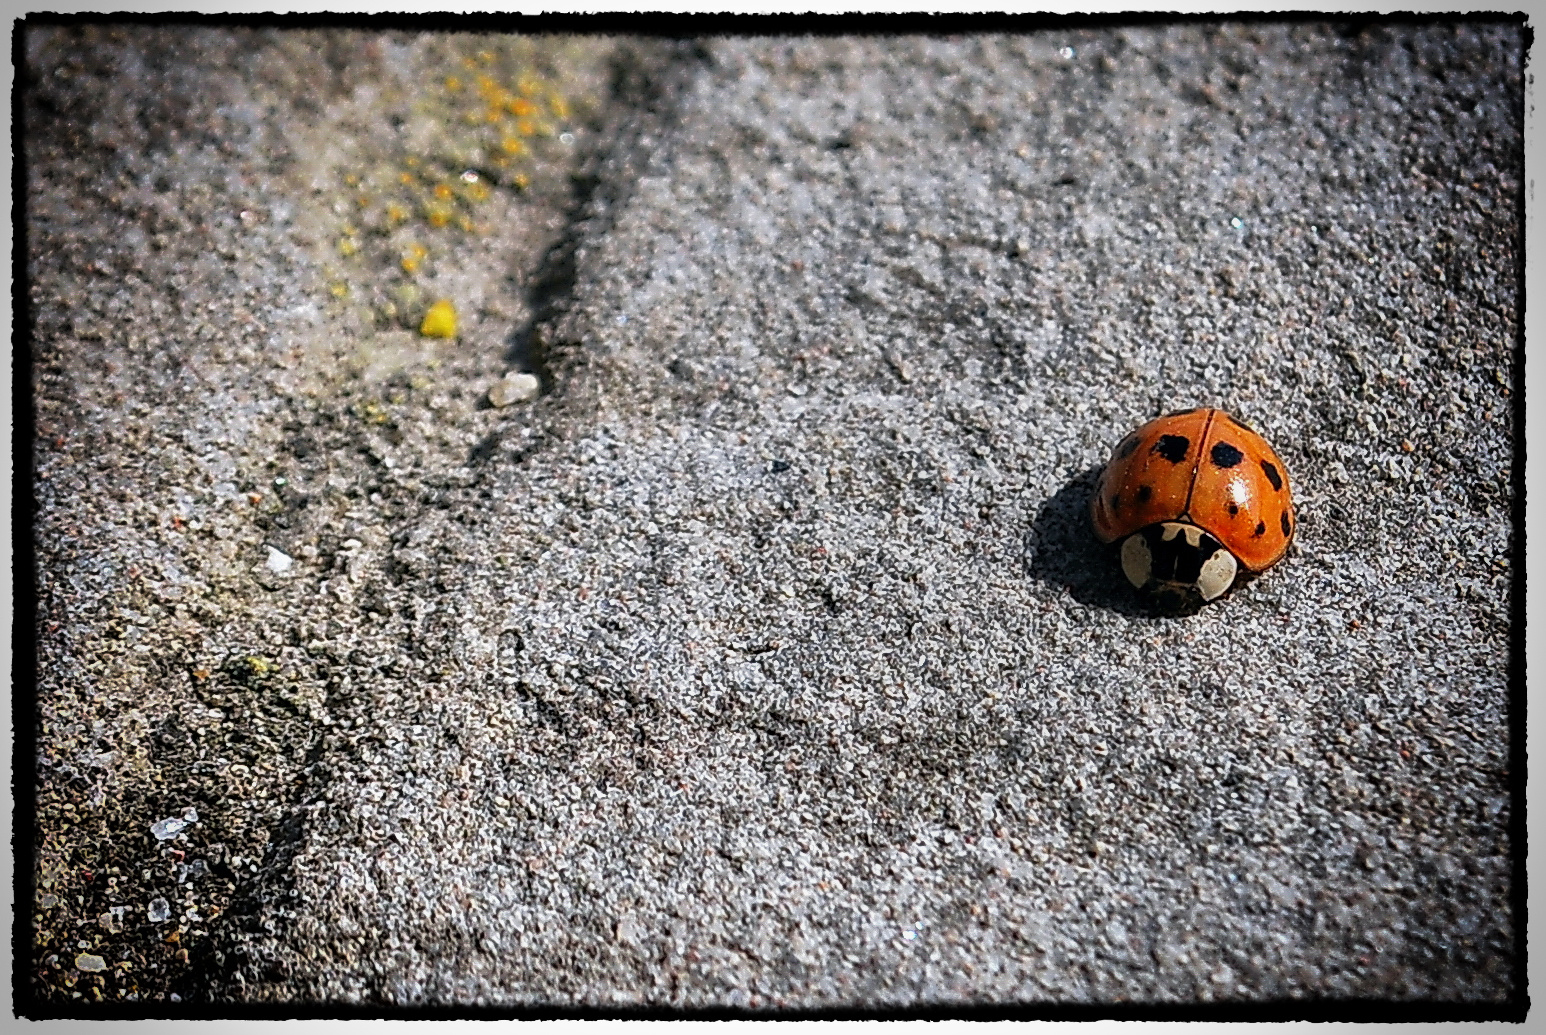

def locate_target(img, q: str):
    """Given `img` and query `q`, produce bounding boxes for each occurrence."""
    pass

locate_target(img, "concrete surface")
[24,21,1522,1011]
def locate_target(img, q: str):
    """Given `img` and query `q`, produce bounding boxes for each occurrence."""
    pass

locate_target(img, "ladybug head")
[1120,521,1238,615]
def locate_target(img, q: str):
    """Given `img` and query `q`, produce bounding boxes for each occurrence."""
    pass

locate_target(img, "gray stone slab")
[27,23,1520,1009]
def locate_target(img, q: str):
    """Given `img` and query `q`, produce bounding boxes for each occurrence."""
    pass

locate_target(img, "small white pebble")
[489,371,541,407]
[265,546,293,574]
[76,953,107,972]
[150,817,186,840]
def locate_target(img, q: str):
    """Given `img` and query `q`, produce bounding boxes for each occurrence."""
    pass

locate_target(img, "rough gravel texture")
[26,22,1521,1012]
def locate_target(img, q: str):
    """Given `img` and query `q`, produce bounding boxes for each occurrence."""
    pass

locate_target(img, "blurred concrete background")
[24,20,1522,1010]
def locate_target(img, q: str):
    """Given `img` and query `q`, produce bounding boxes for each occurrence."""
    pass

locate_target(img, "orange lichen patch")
[318,39,589,316]
[400,242,429,273]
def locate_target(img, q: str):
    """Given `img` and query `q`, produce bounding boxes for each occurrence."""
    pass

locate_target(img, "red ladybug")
[1091,407,1294,613]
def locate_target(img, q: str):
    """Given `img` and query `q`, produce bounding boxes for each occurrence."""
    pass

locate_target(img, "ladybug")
[1091,407,1294,613]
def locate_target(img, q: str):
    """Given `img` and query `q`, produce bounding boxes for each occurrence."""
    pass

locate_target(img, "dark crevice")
[504,39,709,392]
[176,42,711,1002]
[181,726,332,1001]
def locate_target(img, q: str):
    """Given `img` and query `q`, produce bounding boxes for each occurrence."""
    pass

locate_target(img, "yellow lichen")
[322,40,585,310]
[419,299,458,338]
[354,399,391,424]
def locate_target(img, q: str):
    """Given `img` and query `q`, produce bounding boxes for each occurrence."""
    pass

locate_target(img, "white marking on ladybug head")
[1121,533,1152,590]
[1160,521,1205,548]
[1196,546,1238,601]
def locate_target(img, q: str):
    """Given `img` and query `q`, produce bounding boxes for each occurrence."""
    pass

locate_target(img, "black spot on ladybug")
[1164,407,1201,417]
[1253,521,1267,538]
[1153,435,1190,463]
[1109,492,1122,512]
[1227,501,1239,516]
[1116,435,1141,459]
[1261,459,1283,491]
[1135,484,1152,504]
[1281,510,1292,536]
[1210,441,1245,468]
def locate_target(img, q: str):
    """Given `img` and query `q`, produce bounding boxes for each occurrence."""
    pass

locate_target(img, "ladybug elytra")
[1091,407,1294,613]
